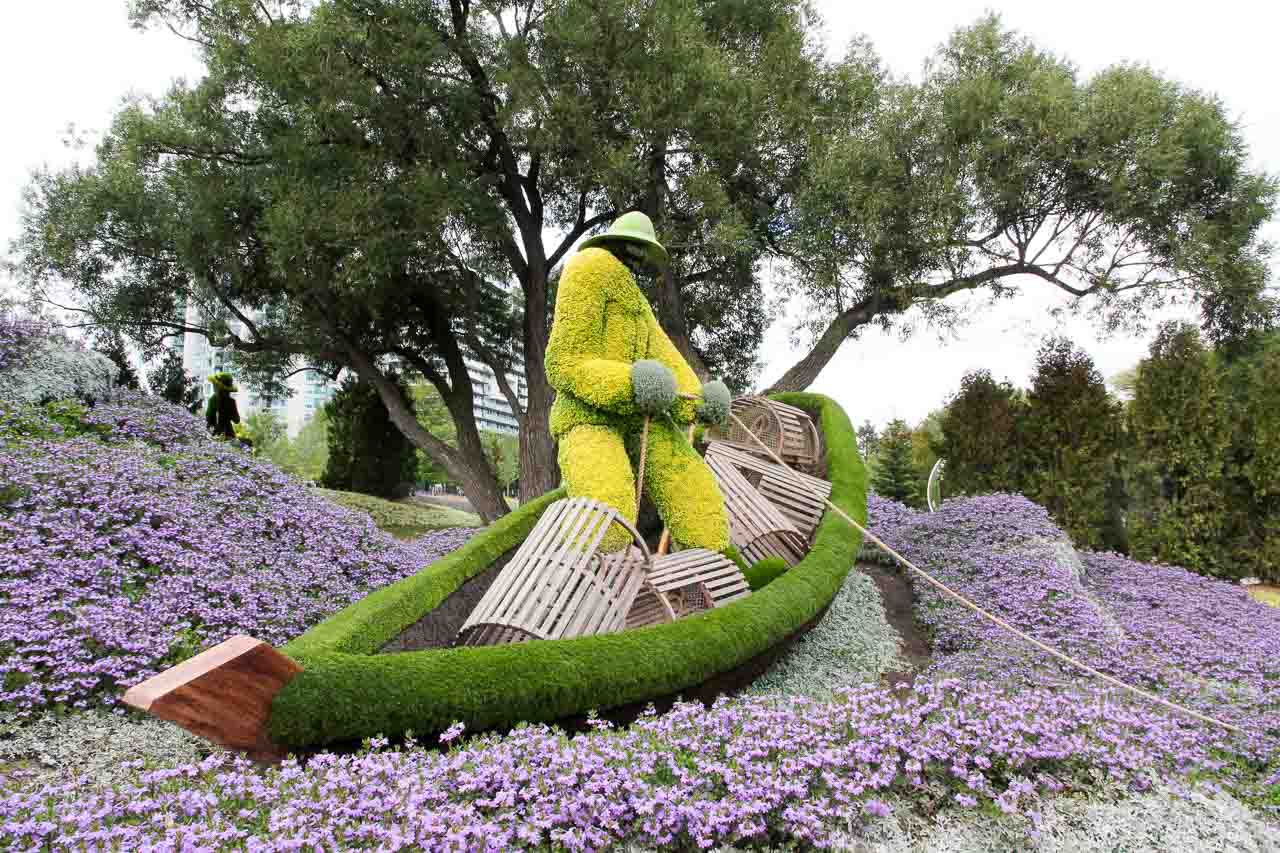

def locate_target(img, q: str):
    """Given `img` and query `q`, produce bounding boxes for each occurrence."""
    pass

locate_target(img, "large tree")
[1127,323,1231,576]
[768,16,1275,391]
[20,0,842,517]
[147,347,200,410]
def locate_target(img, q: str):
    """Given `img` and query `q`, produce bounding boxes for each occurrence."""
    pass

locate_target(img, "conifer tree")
[872,419,920,506]
[935,370,1025,496]
[1020,338,1126,550]
[1128,323,1231,576]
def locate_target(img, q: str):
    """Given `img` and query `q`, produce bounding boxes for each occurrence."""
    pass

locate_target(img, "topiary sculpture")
[205,372,241,440]
[546,212,731,553]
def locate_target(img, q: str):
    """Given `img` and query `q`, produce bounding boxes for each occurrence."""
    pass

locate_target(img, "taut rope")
[723,410,1246,736]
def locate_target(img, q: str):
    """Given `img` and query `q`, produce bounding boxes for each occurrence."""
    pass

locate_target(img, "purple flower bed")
[867,494,1280,753]
[1,471,1276,849]
[0,393,473,713]
[0,681,1259,850]
[0,309,47,372]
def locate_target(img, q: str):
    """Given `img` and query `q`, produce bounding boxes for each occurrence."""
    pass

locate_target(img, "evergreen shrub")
[321,375,417,499]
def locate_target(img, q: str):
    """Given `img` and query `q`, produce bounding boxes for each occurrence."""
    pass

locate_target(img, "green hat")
[209,372,238,392]
[580,211,669,268]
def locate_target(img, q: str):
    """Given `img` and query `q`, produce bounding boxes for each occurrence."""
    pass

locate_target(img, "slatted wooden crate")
[706,452,808,568]
[458,498,669,646]
[705,441,832,540]
[706,396,822,474]
[626,548,751,629]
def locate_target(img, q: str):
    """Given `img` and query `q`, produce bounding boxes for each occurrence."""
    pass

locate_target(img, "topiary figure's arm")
[645,318,701,424]
[545,249,638,415]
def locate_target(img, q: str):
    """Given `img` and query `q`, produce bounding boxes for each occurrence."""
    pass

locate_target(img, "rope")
[725,411,1246,736]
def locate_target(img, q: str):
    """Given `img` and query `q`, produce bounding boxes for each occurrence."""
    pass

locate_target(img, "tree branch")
[548,207,617,269]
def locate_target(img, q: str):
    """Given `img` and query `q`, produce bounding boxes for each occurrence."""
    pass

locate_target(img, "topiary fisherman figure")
[205,372,241,440]
[545,211,733,553]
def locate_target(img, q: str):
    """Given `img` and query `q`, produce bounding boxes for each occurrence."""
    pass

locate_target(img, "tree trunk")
[343,347,510,523]
[518,264,562,502]
[656,264,710,381]
[767,266,1026,393]
[643,137,709,381]
[766,305,864,393]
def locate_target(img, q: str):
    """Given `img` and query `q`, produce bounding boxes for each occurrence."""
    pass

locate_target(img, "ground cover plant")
[867,493,1280,756]
[0,392,474,714]
[2,482,1276,849]
[1251,585,1280,608]
[316,488,481,539]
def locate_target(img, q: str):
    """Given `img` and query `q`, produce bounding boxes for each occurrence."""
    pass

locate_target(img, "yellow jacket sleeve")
[545,250,637,415]
[646,314,701,425]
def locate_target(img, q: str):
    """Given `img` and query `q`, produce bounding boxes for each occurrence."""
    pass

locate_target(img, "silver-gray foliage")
[630,359,677,415]
[697,379,731,426]
[0,334,118,404]
[839,783,1278,852]
[750,568,904,699]
[0,710,212,789]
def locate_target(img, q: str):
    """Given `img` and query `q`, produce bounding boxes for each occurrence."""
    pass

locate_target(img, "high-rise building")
[466,356,527,436]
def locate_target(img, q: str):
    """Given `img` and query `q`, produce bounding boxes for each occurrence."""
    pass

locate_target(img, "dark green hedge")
[269,393,865,748]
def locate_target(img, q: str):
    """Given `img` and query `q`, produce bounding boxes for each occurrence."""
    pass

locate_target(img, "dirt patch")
[858,561,931,696]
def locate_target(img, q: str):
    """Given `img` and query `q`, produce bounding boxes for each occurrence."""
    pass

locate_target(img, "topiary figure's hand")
[697,379,731,427]
[631,359,677,415]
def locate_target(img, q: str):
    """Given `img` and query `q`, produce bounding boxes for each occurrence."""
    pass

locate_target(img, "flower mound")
[866,493,1280,791]
[0,393,472,713]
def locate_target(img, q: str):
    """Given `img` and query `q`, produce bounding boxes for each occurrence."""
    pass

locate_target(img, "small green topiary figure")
[546,212,732,553]
[205,372,241,440]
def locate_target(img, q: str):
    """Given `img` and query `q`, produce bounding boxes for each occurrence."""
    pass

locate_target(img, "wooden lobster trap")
[706,396,822,475]
[705,441,832,541]
[706,452,808,568]
[458,498,672,646]
[626,548,751,630]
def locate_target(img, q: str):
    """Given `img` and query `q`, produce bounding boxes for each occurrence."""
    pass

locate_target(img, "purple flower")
[863,799,891,818]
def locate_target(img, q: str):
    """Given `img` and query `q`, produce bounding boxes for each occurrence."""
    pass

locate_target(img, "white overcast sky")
[2,1,1277,427]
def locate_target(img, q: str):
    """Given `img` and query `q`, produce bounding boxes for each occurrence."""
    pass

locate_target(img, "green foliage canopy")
[769,15,1276,391]
[322,376,418,500]
[935,369,1025,496]
[147,347,200,411]
[1127,323,1231,576]
[1019,338,1126,550]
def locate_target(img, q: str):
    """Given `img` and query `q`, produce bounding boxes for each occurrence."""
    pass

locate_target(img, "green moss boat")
[122,393,865,758]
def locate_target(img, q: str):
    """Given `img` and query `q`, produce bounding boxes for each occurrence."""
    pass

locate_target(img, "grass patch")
[316,489,481,538]
[1248,584,1280,608]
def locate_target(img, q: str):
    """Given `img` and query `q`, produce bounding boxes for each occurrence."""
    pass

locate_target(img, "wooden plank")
[122,635,300,762]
